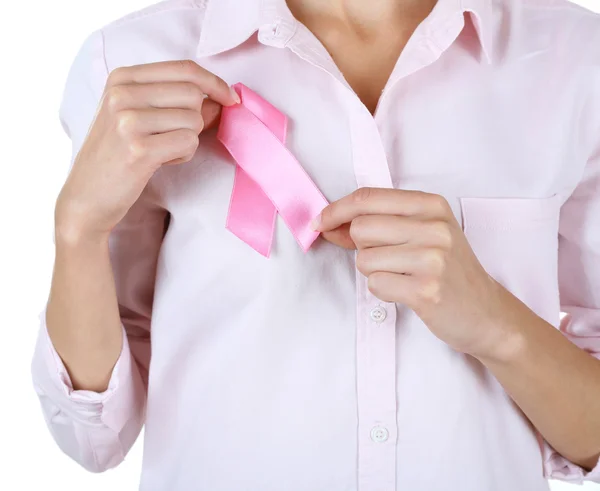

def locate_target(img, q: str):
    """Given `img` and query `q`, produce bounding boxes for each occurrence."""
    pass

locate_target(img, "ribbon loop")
[217,83,328,257]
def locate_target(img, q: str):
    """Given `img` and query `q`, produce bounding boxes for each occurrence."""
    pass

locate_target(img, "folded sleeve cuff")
[32,310,142,433]
[543,440,600,484]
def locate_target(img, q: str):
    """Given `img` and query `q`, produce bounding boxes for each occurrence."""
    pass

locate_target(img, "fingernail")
[310,214,322,231]
[230,86,241,104]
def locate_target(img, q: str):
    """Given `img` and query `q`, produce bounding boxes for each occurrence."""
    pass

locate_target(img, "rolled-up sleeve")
[31,28,165,472]
[543,130,600,482]
[32,318,145,472]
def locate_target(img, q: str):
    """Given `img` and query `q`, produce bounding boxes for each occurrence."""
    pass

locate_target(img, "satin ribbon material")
[217,83,329,257]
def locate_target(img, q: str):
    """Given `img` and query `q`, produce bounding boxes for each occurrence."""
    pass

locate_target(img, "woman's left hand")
[314,187,530,361]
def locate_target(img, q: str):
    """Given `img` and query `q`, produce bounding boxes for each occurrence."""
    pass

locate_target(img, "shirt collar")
[196,0,494,64]
[196,0,295,58]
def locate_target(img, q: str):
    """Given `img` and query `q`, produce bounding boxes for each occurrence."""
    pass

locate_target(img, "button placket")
[357,287,397,490]
[350,103,398,491]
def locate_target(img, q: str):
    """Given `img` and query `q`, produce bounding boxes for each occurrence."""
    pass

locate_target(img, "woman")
[32,0,600,489]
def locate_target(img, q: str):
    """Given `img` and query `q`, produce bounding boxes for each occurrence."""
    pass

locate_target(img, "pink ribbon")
[217,83,329,257]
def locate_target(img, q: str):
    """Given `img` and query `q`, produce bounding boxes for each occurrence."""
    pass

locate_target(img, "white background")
[0,1,599,489]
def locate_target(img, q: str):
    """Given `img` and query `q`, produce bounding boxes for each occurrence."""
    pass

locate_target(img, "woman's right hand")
[55,60,240,242]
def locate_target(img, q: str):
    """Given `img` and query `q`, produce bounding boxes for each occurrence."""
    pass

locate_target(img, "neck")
[286,0,438,32]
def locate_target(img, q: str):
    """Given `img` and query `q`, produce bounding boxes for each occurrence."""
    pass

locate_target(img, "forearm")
[477,291,600,470]
[46,226,123,393]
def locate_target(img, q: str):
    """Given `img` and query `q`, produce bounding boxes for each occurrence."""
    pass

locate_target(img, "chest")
[149,33,580,334]
[174,43,575,197]
[153,33,583,263]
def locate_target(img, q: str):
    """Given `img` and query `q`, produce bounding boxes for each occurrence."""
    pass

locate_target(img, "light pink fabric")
[219,83,328,257]
[31,0,600,490]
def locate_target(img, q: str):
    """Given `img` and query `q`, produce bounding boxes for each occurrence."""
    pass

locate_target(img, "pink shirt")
[32,0,600,489]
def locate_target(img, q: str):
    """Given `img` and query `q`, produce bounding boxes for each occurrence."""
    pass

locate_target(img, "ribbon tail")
[226,165,277,258]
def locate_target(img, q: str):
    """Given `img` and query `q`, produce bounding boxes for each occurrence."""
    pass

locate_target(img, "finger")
[105,83,223,132]
[367,271,412,303]
[135,129,199,168]
[105,82,208,111]
[367,271,437,307]
[315,188,451,233]
[356,245,446,277]
[107,60,239,106]
[321,215,453,250]
[347,215,453,249]
[116,108,205,136]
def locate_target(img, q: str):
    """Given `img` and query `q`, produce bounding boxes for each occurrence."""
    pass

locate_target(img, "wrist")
[474,323,529,367]
[54,225,110,252]
[54,194,112,248]
[55,211,111,251]
[469,280,531,366]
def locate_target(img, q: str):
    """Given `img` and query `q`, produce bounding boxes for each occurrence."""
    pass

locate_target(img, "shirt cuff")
[543,440,600,484]
[32,310,141,433]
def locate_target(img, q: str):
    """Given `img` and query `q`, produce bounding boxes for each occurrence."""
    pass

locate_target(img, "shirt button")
[370,306,387,323]
[370,426,389,443]
[259,23,281,42]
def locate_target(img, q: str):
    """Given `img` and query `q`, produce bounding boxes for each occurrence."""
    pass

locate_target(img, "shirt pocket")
[459,194,562,326]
